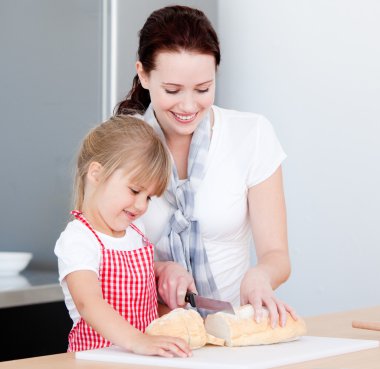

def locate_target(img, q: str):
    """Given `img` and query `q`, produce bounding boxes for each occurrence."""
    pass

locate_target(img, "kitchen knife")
[185,292,235,315]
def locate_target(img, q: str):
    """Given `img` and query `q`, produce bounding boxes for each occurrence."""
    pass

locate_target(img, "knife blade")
[185,292,235,315]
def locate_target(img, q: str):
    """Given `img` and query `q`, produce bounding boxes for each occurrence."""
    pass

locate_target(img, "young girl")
[55,115,191,357]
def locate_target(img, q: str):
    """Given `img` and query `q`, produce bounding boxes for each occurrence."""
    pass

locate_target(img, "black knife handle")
[184,292,196,307]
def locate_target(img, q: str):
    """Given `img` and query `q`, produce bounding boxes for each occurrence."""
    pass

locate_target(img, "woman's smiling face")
[137,51,216,139]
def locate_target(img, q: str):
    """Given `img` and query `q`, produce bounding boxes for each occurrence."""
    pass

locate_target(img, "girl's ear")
[87,162,104,184]
[136,61,149,89]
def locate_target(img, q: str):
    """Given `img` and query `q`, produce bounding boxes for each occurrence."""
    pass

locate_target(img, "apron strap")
[71,210,106,249]
[71,210,151,247]
[130,223,151,246]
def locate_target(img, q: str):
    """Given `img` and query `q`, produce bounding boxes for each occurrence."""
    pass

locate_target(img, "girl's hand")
[240,267,298,328]
[155,261,197,309]
[130,332,192,358]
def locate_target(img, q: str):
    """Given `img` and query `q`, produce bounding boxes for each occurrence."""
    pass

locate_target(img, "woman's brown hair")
[115,5,220,115]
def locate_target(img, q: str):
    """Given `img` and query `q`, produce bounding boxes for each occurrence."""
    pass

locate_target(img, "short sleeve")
[54,221,100,283]
[247,115,287,187]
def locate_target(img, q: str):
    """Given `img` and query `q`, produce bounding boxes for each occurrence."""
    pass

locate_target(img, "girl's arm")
[241,166,297,327]
[66,270,191,357]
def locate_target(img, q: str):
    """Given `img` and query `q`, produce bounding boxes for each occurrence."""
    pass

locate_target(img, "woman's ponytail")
[115,75,151,115]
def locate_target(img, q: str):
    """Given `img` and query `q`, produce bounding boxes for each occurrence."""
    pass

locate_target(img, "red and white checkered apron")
[67,210,157,352]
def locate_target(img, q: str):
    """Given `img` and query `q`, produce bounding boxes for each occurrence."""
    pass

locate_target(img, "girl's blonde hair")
[73,115,171,210]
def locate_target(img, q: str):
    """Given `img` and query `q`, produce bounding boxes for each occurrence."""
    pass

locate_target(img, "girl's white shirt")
[54,218,145,326]
[141,105,287,307]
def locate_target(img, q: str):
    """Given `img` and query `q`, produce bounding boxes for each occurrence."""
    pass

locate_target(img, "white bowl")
[0,252,33,276]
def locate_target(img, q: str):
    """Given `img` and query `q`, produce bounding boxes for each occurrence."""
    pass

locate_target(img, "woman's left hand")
[240,267,297,328]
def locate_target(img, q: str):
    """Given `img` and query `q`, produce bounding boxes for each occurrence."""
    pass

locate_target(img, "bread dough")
[205,304,307,347]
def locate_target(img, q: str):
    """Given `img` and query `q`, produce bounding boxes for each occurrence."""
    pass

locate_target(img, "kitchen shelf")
[0,269,63,309]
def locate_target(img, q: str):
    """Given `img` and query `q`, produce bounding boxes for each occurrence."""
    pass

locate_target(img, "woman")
[116,5,295,326]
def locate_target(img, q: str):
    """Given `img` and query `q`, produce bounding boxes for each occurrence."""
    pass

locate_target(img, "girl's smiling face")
[84,165,156,238]
[137,51,216,140]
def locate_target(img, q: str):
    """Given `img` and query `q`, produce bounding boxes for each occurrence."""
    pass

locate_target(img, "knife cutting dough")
[117,4,297,326]
[146,306,307,348]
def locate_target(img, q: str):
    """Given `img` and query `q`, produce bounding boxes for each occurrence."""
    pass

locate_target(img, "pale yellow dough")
[145,308,224,349]
[146,305,307,349]
[205,304,307,347]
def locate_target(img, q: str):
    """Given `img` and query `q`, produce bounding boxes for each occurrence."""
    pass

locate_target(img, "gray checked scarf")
[144,104,220,312]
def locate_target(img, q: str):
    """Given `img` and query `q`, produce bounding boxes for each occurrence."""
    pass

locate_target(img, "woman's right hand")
[154,261,197,309]
[131,332,192,358]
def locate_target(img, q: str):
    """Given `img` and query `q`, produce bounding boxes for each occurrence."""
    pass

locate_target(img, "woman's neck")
[160,107,214,180]
[166,134,191,180]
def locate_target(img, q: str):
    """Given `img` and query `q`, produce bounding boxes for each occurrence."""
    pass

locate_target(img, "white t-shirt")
[54,218,145,325]
[141,105,286,307]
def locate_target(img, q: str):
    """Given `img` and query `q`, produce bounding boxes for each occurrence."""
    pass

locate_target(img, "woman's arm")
[66,270,191,357]
[241,166,297,326]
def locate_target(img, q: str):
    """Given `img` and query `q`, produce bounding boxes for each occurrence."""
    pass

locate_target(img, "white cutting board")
[76,336,379,369]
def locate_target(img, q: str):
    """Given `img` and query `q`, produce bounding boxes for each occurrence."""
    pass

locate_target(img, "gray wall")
[0,0,103,269]
[0,0,217,270]
[217,0,380,315]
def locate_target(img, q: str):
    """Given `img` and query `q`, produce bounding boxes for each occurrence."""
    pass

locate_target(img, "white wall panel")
[217,0,380,316]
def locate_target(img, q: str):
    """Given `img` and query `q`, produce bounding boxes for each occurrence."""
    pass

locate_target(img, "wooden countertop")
[1,305,379,369]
